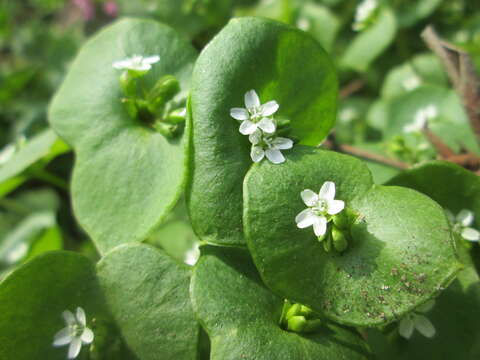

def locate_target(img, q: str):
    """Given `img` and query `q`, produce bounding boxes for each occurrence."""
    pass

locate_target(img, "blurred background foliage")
[0,0,479,275]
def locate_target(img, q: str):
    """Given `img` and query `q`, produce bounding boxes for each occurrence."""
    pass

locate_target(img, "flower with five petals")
[295,181,345,236]
[230,89,279,135]
[53,307,94,359]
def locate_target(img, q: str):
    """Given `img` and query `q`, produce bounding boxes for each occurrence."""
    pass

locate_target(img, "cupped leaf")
[244,146,461,326]
[341,7,397,72]
[191,245,371,360]
[187,17,338,246]
[387,160,480,219]
[96,243,199,360]
[49,18,197,254]
[0,251,112,360]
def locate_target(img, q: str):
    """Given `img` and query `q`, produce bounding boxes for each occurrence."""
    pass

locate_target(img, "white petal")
[258,118,276,133]
[68,337,82,359]
[248,130,262,145]
[260,100,279,116]
[414,315,435,338]
[81,328,94,344]
[63,310,75,326]
[265,149,285,164]
[76,307,86,326]
[230,108,249,121]
[327,199,345,215]
[239,120,258,135]
[112,60,130,69]
[301,189,318,207]
[416,300,435,313]
[53,328,72,346]
[313,216,327,236]
[271,137,293,150]
[143,55,160,64]
[245,89,260,109]
[461,227,480,241]
[425,105,438,119]
[457,209,474,227]
[251,146,265,163]
[398,317,415,339]
[295,209,316,228]
[319,181,336,201]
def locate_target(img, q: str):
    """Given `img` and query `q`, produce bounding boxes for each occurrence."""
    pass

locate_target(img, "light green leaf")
[96,243,199,360]
[191,245,371,360]
[0,129,69,197]
[341,7,397,72]
[297,2,341,51]
[385,85,480,155]
[244,146,461,326]
[381,53,448,100]
[187,17,338,246]
[49,18,197,254]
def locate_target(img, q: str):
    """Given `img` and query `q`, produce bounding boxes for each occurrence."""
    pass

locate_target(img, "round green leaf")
[187,17,338,246]
[191,245,371,360]
[387,160,480,221]
[96,243,199,360]
[244,146,461,326]
[0,251,110,360]
[49,19,197,254]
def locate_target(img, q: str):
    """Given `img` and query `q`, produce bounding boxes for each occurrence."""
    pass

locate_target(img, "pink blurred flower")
[103,1,118,17]
[72,0,95,20]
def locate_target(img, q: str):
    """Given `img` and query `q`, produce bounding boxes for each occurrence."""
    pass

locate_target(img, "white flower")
[447,209,480,242]
[399,300,436,339]
[402,75,421,91]
[113,55,160,72]
[184,242,200,266]
[230,89,279,135]
[249,130,293,164]
[352,0,378,31]
[403,104,438,133]
[53,307,94,359]
[295,181,345,237]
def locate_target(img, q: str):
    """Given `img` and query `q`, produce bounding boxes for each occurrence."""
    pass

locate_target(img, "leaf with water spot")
[244,146,461,326]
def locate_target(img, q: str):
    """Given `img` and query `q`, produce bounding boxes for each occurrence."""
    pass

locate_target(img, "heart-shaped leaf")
[49,19,197,254]
[191,245,371,360]
[244,146,461,326]
[96,243,200,360]
[187,17,338,246]
[0,251,119,360]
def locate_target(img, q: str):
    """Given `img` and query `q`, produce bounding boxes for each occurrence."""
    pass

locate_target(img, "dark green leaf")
[191,245,371,360]
[244,146,461,326]
[188,17,337,245]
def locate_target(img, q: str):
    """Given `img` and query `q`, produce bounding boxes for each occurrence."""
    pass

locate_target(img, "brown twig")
[421,26,480,139]
[340,79,365,99]
[323,138,409,170]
